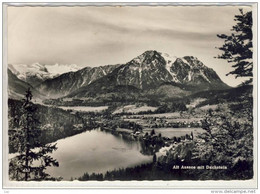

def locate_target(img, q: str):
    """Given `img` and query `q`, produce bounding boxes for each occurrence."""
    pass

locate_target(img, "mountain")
[8,63,82,87]
[67,50,229,98]
[38,64,122,98]
[11,50,229,101]
[7,69,44,100]
[112,50,228,90]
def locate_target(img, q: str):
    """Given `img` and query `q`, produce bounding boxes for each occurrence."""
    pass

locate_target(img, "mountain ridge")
[8,63,83,87]
[8,50,230,101]
[38,64,122,98]
[66,50,230,98]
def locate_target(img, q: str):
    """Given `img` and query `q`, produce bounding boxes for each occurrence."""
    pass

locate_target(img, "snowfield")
[8,63,82,82]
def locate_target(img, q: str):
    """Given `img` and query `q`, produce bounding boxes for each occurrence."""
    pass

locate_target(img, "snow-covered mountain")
[45,63,82,76]
[66,50,229,98]
[8,50,229,100]
[116,50,226,89]
[8,63,82,87]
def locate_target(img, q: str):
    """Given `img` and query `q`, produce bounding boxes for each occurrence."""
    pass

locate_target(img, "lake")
[45,129,152,180]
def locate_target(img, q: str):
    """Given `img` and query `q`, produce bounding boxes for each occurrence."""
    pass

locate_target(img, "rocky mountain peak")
[131,50,165,65]
[119,50,228,90]
[183,56,204,67]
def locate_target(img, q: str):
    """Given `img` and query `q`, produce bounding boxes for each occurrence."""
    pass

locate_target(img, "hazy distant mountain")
[7,69,44,99]
[8,63,82,87]
[38,64,122,98]
[67,50,229,98]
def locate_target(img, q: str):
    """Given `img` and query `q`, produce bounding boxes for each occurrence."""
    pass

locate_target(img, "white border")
[2,2,258,189]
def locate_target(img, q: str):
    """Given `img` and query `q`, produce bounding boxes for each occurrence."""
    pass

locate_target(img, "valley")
[7,50,254,181]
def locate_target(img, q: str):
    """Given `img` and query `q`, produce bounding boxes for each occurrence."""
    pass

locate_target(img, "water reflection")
[46,129,152,180]
[105,129,163,156]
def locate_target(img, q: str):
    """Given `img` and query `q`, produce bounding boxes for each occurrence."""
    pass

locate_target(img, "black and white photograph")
[2,3,257,188]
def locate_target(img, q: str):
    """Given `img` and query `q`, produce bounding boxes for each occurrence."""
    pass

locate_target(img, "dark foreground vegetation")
[77,161,192,181]
[9,89,59,181]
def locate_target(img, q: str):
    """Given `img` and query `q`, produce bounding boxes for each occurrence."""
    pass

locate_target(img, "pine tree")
[192,107,253,179]
[9,88,59,181]
[216,9,253,80]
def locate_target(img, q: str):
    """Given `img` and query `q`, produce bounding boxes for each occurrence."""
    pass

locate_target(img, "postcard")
[2,3,258,189]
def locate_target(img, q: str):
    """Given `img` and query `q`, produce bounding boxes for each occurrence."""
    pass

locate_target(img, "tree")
[191,107,253,179]
[9,88,59,181]
[216,9,253,79]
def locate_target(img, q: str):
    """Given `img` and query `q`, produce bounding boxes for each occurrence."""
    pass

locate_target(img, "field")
[58,106,108,112]
[186,98,206,108]
[198,104,218,111]
[113,105,157,114]
[125,112,181,118]
[165,118,203,122]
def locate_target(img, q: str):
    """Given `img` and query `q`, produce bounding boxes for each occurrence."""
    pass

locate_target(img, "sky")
[7,5,253,87]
